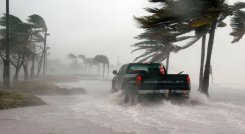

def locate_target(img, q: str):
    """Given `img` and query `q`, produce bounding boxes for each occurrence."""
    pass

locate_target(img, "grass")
[12,80,86,95]
[0,80,85,110]
[0,90,46,110]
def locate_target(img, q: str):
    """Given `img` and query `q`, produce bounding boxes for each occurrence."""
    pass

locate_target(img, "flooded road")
[1,80,245,134]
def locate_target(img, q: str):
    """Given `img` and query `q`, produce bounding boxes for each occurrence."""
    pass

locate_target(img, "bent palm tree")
[0,14,33,84]
[134,0,245,96]
[67,53,77,65]
[28,14,48,77]
[94,55,110,78]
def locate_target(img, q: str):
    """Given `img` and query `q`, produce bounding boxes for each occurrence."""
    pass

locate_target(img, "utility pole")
[5,0,11,89]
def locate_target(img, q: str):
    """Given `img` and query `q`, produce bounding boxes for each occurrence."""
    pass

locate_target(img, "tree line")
[0,14,49,86]
[67,53,110,78]
[133,0,245,96]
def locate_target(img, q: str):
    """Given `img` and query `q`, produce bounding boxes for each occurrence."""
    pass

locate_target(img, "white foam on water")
[58,80,245,134]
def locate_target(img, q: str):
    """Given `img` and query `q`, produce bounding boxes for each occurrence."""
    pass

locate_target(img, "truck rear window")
[126,64,166,74]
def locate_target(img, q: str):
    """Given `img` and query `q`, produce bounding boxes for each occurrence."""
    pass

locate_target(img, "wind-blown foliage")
[0,14,48,84]
[94,55,110,78]
[27,14,47,31]
[134,0,245,96]
[67,53,77,65]
[230,10,245,43]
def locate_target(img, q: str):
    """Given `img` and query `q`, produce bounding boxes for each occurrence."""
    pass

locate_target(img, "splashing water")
[57,80,245,134]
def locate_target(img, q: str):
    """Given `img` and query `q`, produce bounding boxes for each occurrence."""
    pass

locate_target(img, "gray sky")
[0,0,245,86]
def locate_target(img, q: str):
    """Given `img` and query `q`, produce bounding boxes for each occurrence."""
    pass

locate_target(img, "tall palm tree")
[67,53,77,65]
[197,1,245,96]
[29,32,44,79]
[28,14,48,77]
[94,55,109,78]
[135,0,245,96]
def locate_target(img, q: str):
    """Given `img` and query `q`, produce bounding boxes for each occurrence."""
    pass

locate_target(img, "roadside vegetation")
[0,90,45,110]
[13,80,86,95]
[0,80,86,110]
[0,13,88,110]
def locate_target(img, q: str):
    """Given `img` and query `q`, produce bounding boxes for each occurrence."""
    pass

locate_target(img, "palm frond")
[148,52,168,63]
[137,52,160,63]
[230,10,245,43]
[67,53,76,59]
[176,36,201,51]
[132,40,161,47]
[233,2,245,10]
[133,51,156,62]
[28,14,47,30]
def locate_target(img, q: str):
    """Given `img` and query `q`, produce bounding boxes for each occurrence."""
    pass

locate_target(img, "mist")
[1,0,244,87]
[1,0,245,134]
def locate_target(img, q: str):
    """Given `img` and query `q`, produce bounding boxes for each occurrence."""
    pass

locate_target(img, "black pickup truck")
[112,63,191,103]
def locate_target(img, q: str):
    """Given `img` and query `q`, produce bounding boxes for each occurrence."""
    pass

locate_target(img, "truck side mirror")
[113,70,118,75]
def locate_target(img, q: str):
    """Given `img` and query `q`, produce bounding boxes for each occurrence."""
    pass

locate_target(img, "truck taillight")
[187,75,190,85]
[136,75,142,86]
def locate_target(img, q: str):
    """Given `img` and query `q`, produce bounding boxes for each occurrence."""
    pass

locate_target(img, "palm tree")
[29,32,44,79]
[28,14,48,78]
[86,58,97,73]
[135,0,245,96]
[67,53,78,65]
[94,55,109,78]
[77,54,87,71]
[197,1,245,96]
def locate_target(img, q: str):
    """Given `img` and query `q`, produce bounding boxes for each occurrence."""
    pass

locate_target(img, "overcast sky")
[0,0,245,86]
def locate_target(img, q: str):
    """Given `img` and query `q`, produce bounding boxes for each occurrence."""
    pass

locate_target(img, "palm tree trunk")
[37,49,44,77]
[98,64,101,75]
[12,53,25,85]
[12,67,20,85]
[23,64,29,81]
[12,62,23,85]
[198,35,206,91]
[202,20,217,96]
[166,53,170,72]
[43,32,47,79]
[30,44,35,79]
[30,53,35,79]
[103,64,105,78]
[107,62,110,77]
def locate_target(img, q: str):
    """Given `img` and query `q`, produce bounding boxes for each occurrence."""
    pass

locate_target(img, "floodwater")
[1,79,245,134]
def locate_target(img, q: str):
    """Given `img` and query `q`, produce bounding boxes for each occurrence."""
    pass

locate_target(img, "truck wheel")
[124,88,140,104]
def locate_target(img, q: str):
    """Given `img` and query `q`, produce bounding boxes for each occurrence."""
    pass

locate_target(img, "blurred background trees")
[0,14,49,86]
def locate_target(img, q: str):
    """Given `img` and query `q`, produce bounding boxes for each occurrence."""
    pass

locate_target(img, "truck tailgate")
[139,74,190,90]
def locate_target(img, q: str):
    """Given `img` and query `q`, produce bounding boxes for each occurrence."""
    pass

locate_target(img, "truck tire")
[124,85,139,104]
[124,86,129,103]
